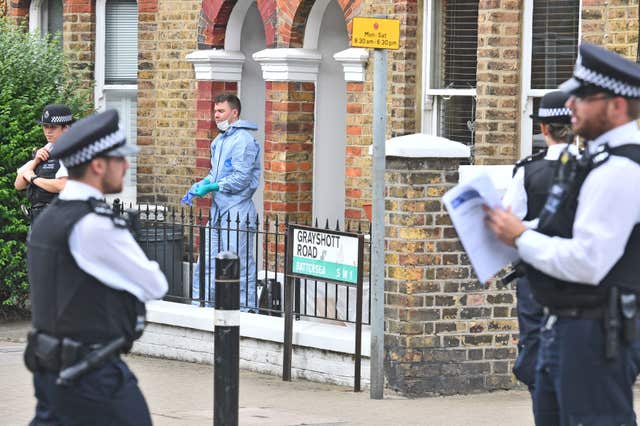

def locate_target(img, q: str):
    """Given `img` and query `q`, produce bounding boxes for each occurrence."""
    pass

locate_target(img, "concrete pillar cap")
[368,133,471,158]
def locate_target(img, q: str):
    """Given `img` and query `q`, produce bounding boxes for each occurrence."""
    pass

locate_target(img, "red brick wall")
[6,0,28,18]
[198,0,277,48]
[286,0,314,47]
[197,0,363,49]
[263,81,314,223]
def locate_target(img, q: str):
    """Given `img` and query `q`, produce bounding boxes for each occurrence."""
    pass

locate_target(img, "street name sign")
[286,225,363,285]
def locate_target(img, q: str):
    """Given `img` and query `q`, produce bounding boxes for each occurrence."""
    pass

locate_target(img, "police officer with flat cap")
[25,109,168,425]
[502,90,576,401]
[14,104,74,222]
[485,42,640,425]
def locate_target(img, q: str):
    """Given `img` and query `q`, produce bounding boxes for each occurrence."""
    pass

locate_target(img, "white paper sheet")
[442,172,519,284]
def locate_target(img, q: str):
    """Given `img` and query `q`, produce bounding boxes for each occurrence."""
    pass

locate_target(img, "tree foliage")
[0,18,93,312]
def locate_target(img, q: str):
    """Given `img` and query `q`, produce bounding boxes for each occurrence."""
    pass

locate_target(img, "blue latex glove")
[194,181,219,197]
[180,178,210,206]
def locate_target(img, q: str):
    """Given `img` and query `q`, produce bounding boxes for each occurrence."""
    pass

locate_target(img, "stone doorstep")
[144,300,371,357]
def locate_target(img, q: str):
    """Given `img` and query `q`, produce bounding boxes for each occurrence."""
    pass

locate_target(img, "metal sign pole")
[370,46,387,400]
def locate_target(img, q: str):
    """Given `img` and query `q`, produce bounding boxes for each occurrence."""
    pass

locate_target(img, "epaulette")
[512,149,547,177]
[88,197,129,229]
[588,143,640,170]
[590,144,611,169]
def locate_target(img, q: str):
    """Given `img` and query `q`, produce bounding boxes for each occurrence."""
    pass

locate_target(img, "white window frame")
[95,0,139,112]
[96,0,139,204]
[519,0,582,156]
[421,0,477,139]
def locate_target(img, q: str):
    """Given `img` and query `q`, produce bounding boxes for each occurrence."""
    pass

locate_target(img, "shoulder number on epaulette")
[513,149,546,176]
[88,197,129,229]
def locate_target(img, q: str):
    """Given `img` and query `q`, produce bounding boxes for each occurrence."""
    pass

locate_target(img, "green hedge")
[0,18,93,312]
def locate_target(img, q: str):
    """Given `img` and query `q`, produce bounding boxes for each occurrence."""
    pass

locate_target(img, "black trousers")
[533,317,640,426]
[30,358,152,426]
[513,275,544,390]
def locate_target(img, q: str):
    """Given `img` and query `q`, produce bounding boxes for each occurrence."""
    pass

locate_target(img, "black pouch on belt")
[60,338,83,371]
[34,333,61,372]
[23,330,39,373]
[620,293,638,344]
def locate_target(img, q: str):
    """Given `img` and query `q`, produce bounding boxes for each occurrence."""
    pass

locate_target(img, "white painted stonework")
[186,50,246,81]
[252,48,321,82]
[131,301,371,387]
[333,48,369,82]
[368,133,471,158]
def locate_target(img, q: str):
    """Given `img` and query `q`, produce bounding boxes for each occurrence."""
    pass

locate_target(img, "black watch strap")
[30,175,39,184]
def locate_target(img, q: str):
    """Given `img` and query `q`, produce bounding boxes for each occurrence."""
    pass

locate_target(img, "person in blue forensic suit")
[14,104,74,222]
[181,93,260,308]
[485,43,640,425]
[25,109,168,426]
[502,91,576,397]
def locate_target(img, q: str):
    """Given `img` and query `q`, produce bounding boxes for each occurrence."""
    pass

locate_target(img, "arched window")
[29,0,64,46]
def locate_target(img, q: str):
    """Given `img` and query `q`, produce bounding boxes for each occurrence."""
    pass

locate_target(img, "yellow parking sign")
[351,17,400,50]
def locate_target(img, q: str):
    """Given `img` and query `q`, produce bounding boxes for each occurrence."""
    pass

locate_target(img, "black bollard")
[214,251,240,426]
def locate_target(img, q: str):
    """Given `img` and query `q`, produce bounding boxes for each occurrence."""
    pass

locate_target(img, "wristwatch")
[30,175,39,184]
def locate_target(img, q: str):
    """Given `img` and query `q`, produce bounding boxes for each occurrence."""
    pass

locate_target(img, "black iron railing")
[114,201,371,326]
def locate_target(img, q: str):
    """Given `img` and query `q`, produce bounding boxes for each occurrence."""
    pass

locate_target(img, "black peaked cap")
[50,109,126,167]
[38,104,74,125]
[530,90,572,124]
[560,42,640,98]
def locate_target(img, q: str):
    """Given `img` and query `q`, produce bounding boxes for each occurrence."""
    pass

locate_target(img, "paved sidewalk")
[0,321,536,425]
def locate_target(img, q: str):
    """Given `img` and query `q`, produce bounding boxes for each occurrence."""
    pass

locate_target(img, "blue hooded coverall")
[192,120,260,308]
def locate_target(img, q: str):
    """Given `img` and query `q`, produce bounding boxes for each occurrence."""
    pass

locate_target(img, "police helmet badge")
[38,104,75,126]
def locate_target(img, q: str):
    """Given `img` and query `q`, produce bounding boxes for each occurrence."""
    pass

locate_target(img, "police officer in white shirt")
[14,104,74,222]
[502,90,576,400]
[485,43,640,425]
[25,109,168,426]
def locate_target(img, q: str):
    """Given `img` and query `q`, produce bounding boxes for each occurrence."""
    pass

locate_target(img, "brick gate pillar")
[254,48,321,224]
[384,134,519,396]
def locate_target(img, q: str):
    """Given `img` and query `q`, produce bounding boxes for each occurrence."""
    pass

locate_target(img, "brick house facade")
[4,0,639,396]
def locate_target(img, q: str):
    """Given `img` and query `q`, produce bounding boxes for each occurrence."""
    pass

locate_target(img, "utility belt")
[543,287,639,359]
[544,305,606,320]
[24,330,127,385]
[21,204,48,222]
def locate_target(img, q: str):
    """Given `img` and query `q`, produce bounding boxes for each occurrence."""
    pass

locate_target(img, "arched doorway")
[310,0,349,225]
[237,2,266,220]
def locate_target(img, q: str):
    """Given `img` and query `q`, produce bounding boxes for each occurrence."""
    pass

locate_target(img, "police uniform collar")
[560,43,640,99]
[50,110,138,167]
[589,120,640,153]
[546,143,577,160]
